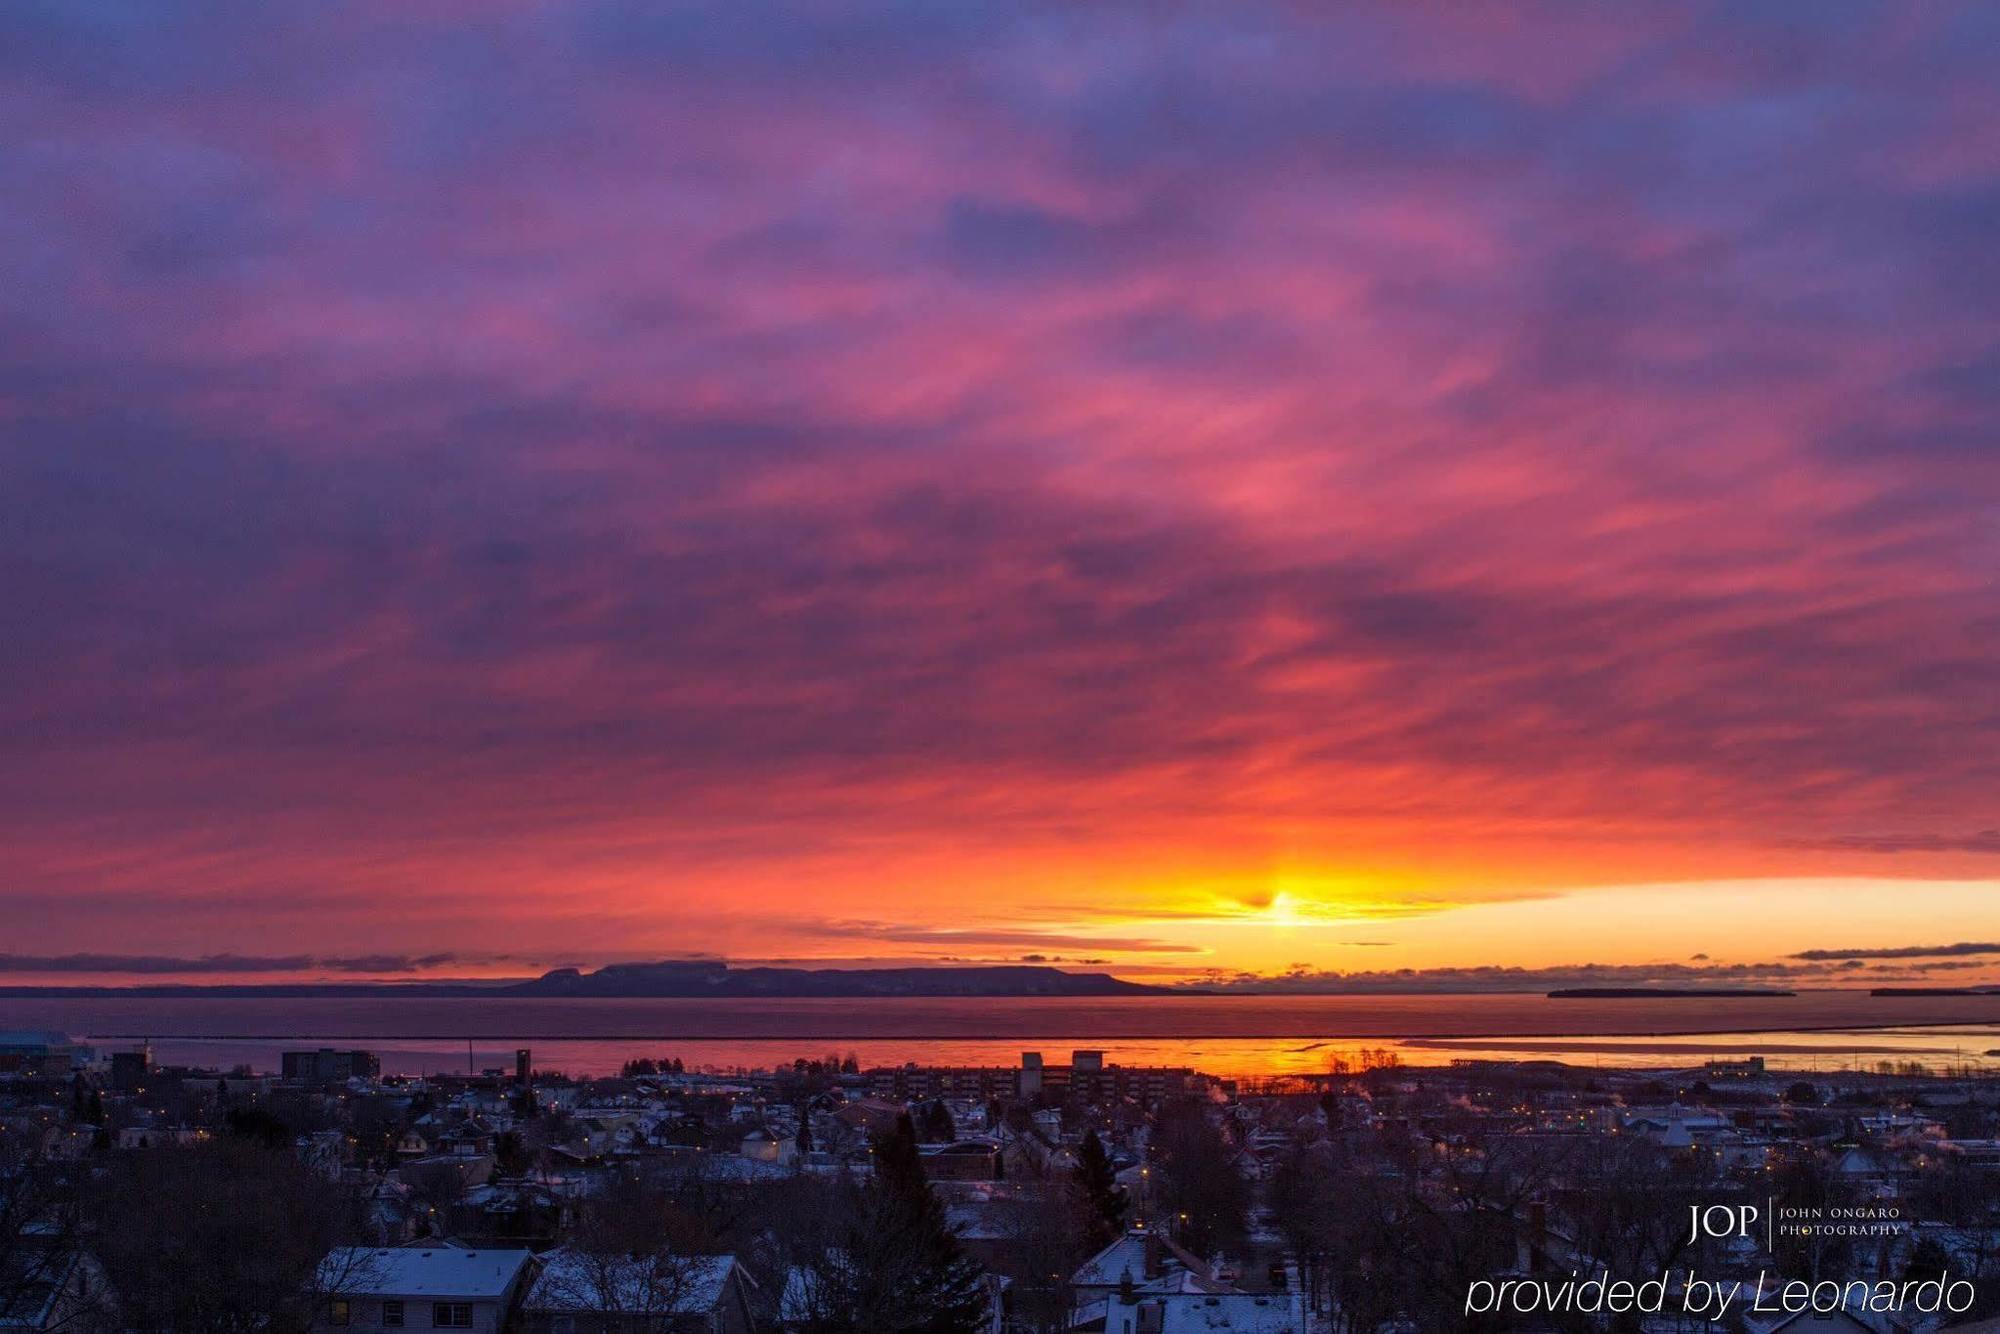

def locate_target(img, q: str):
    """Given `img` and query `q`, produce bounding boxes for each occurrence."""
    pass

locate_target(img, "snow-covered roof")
[1072,1229,1214,1290]
[1141,1269,1234,1296]
[525,1250,739,1314]
[780,1253,856,1323]
[1151,1291,1301,1331]
[0,1250,86,1327]
[320,1247,532,1299]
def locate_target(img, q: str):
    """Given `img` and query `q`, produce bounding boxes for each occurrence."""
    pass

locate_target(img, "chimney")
[1522,1199,1548,1274]
[1143,1232,1164,1280]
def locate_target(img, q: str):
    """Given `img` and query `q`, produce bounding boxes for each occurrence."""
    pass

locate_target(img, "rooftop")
[526,1250,739,1314]
[1073,1228,1218,1291]
[320,1247,532,1299]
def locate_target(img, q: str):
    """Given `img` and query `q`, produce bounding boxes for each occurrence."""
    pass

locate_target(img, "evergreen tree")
[872,1113,929,1198]
[796,1106,815,1156]
[1151,1099,1250,1257]
[1074,1129,1127,1244]
[917,1099,957,1143]
[494,1129,531,1176]
[802,1114,987,1330]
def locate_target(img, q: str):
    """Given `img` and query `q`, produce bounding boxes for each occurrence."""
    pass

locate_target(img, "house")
[0,1249,114,1331]
[115,1127,209,1151]
[829,1098,905,1138]
[400,1153,496,1195]
[1065,1227,1308,1332]
[314,1246,534,1333]
[300,1129,352,1174]
[437,1121,499,1158]
[1746,1308,1897,1334]
[1071,1229,1225,1309]
[1079,1290,1305,1333]
[362,1179,420,1245]
[522,1250,758,1333]
[997,1124,1070,1179]
[920,1139,1002,1182]
[1831,1146,1899,1183]
[738,1128,796,1167]
[448,1179,568,1249]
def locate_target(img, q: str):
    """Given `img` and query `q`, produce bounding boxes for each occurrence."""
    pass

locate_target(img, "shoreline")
[71,1018,2000,1043]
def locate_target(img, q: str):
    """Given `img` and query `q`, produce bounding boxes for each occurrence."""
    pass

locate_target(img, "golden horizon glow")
[5,6,1998,986]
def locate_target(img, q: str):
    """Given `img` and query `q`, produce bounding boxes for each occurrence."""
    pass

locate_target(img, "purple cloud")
[0,3,1997,964]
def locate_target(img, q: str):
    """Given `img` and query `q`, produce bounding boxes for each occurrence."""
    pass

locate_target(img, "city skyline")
[5,3,2000,985]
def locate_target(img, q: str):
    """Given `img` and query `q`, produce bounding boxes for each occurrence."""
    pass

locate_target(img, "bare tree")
[529,1247,714,1326]
[530,1156,754,1323]
[1768,1152,1865,1284]
[991,1185,1095,1334]
[1275,1140,1420,1334]
[84,1138,372,1334]
[1908,1154,2000,1303]
[399,1156,474,1236]
[1563,1134,1726,1285]
[0,1129,115,1333]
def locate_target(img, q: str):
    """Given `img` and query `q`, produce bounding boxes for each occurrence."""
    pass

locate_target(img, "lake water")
[5,991,1999,1078]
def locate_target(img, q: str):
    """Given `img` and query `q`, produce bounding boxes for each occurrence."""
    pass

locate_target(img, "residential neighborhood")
[5,1032,2000,1330]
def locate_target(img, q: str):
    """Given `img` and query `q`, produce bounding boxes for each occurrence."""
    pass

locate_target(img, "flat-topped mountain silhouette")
[0,961,1170,998]
[504,961,1166,997]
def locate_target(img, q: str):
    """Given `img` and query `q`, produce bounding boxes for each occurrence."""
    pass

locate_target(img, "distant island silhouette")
[1546,987,1795,998]
[0,961,1173,999]
[508,961,1168,998]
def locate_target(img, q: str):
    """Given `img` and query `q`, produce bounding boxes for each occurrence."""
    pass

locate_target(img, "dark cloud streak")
[1791,942,2000,961]
[0,953,460,975]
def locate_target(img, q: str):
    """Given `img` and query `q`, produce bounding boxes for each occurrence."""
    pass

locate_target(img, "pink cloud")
[2,2,1997,968]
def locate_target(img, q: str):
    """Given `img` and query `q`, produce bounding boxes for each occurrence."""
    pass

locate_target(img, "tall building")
[110,1044,152,1092]
[0,1031,92,1074]
[280,1048,381,1083]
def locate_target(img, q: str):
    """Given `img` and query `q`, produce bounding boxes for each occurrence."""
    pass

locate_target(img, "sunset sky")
[3,3,1998,988]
